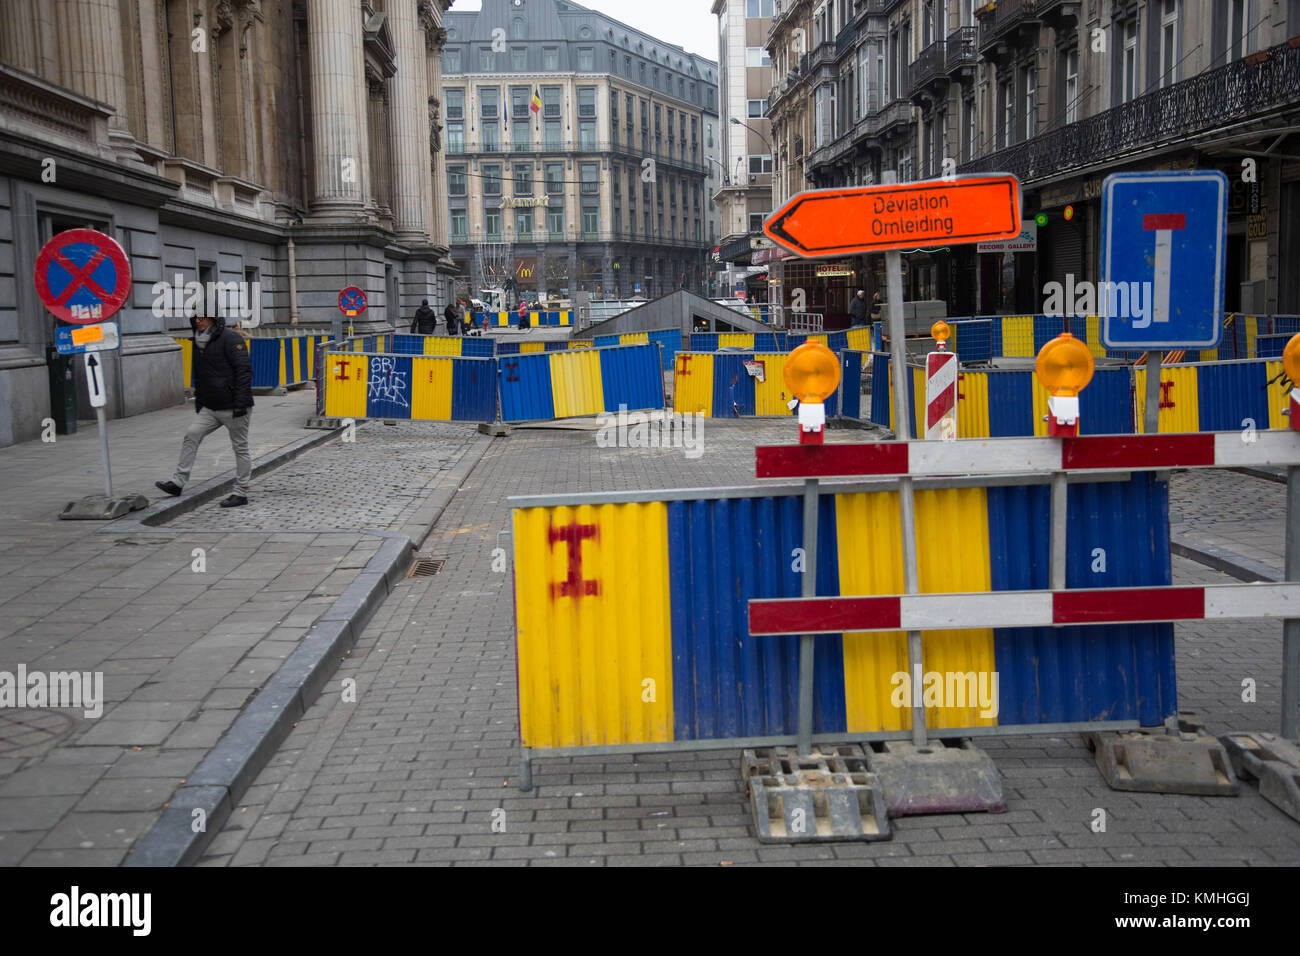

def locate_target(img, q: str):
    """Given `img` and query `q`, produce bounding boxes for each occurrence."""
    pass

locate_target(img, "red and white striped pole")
[925,321,957,440]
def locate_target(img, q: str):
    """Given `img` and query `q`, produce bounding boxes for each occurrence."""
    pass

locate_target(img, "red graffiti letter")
[675,354,692,377]
[1159,379,1175,410]
[334,360,351,381]
[548,521,600,599]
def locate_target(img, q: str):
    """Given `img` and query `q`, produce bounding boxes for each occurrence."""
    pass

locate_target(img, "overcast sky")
[452,0,720,61]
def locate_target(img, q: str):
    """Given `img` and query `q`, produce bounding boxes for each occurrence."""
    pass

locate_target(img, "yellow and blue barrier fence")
[499,343,664,422]
[672,351,842,419]
[592,328,682,370]
[474,309,572,328]
[511,472,1174,753]
[386,334,496,358]
[862,351,1289,436]
[322,350,496,421]
[177,332,329,389]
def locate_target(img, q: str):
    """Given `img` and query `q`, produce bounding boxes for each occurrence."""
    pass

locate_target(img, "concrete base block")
[58,493,149,520]
[477,422,510,436]
[741,745,891,843]
[869,739,1006,815]
[1220,731,1300,823]
[1087,727,1239,796]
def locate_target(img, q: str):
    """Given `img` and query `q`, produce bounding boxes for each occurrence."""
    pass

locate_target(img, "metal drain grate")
[407,556,447,578]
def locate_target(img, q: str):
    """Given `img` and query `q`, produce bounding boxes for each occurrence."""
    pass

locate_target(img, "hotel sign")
[500,196,550,208]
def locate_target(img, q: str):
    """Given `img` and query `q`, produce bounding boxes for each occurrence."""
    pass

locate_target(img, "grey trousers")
[173,407,251,496]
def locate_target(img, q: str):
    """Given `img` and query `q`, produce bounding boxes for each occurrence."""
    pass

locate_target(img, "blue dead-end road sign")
[1100,170,1228,350]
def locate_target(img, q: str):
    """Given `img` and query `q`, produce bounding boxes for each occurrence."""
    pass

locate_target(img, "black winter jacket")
[190,316,254,413]
[411,304,438,334]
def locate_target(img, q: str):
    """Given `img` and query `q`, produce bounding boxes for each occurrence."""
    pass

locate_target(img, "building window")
[748,154,773,174]
[542,86,560,117]
[1064,47,1079,124]
[448,166,467,195]
[480,86,500,151]
[582,207,599,239]
[513,163,533,194]
[514,209,533,237]
[746,0,775,15]
[580,163,599,196]
[482,164,502,195]
[961,97,974,161]
[1121,18,1138,102]
[511,48,526,71]
[747,99,767,117]
[543,47,559,70]
[1021,65,1035,141]
[745,47,771,67]
[748,212,767,233]
[511,17,526,40]
[578,87,596,118]
[484,208,502,241]
[444,49,461,73]
[446,89,465,153]
[450,209,467,240]
[545,163,563,193]
[706,122,713,147]
[1159,0,1179,87]
[479,47,495,70]
[579,120,596,150]
[545,120,561,149]
[999,77,1013,147]
[547,207,564,240]
[578,47,594,71]
[1229,0,1251,61]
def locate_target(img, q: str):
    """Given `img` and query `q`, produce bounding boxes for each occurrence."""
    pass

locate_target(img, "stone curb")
[115,427,495,866]
[1171,535,1282,584]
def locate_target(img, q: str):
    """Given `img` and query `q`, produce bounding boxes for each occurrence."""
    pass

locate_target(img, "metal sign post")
[33,229,147,520]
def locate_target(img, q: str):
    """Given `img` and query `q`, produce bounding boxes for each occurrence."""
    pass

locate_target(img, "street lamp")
[730,116,774,155]
[706,155,731,187]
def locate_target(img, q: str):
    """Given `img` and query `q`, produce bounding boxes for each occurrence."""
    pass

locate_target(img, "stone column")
[420,5,451,250]
[366,65,393,223]
[54,0,131,143]
[307,0,365,216]
[389,0,433,245]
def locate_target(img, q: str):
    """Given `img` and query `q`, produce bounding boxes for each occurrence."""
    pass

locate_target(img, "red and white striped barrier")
[750,583,1300,636]
[925,349,957,440]
[756,430,1300,479]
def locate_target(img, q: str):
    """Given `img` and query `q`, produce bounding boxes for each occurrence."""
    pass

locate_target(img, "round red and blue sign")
[33,228,132,324]
[338,287,367,316]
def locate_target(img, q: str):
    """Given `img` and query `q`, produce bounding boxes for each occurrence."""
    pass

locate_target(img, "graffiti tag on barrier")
[368,355,408,408]
[548,521,600,600]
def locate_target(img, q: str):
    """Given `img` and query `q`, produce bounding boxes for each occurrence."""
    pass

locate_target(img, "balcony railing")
[961,40,1300,182]
[979,0,1037,49]
[945,26,978,72]
[909,40,947,94]
[835,24,858,57]
[446,139,706,174]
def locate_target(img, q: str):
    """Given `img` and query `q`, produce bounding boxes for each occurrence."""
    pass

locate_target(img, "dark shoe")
[155,480,182,497]
[219,494,248,508]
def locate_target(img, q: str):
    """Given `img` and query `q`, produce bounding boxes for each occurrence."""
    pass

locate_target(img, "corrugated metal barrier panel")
[672,353,715,416]
[500,344,662,421]
[1134,365,1200,433]
[988,475,1177,726]
[845,328,874,352]
[322,351,495,421]
[839,351,863,419]
[513,474,1176,749]
[549,349,605,418]
[499,353,556,421]
[598,343,665,413]
[689,331,787,352]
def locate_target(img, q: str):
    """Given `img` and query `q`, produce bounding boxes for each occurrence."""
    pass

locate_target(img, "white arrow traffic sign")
[84,352,106,408]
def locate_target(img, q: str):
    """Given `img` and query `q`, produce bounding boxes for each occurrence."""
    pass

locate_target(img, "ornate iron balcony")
[960,40,1300,183]
[978,0,1038,51]
[945,26,978,73]
[909,40,947,95]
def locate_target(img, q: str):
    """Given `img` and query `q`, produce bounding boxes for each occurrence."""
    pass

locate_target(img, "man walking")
[155,313,254,507]
[410,298,437,334]
[444,299,460,336]
[849,289,868,327]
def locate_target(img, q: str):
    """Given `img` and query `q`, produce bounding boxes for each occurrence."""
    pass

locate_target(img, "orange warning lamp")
[783,341,841,444]
[1283,334,1300,431]
[931,321,951,350]
[1035,332,1094,437]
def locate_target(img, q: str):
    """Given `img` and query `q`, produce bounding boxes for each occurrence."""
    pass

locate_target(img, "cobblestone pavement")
[1169,469,1284,571]
[201,422,1300,867]
[170,422,482,533]
[0,393,478,866]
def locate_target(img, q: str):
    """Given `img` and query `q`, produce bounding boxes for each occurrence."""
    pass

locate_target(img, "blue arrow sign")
[1100,170,1228,349]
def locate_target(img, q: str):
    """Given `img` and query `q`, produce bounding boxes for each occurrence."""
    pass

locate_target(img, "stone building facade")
[0,0,456,447]
[442,0,720,301]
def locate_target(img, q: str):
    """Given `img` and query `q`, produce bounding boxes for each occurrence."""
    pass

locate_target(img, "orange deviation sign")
[763,175,1022,258]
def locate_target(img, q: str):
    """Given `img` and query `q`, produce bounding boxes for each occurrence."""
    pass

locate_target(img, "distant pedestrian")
[410,298,437,334]
[869,292,883,321]
[155,314,253,508]
[444,300,460,336]
[518,299,528,326]
[849,289,868,327]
